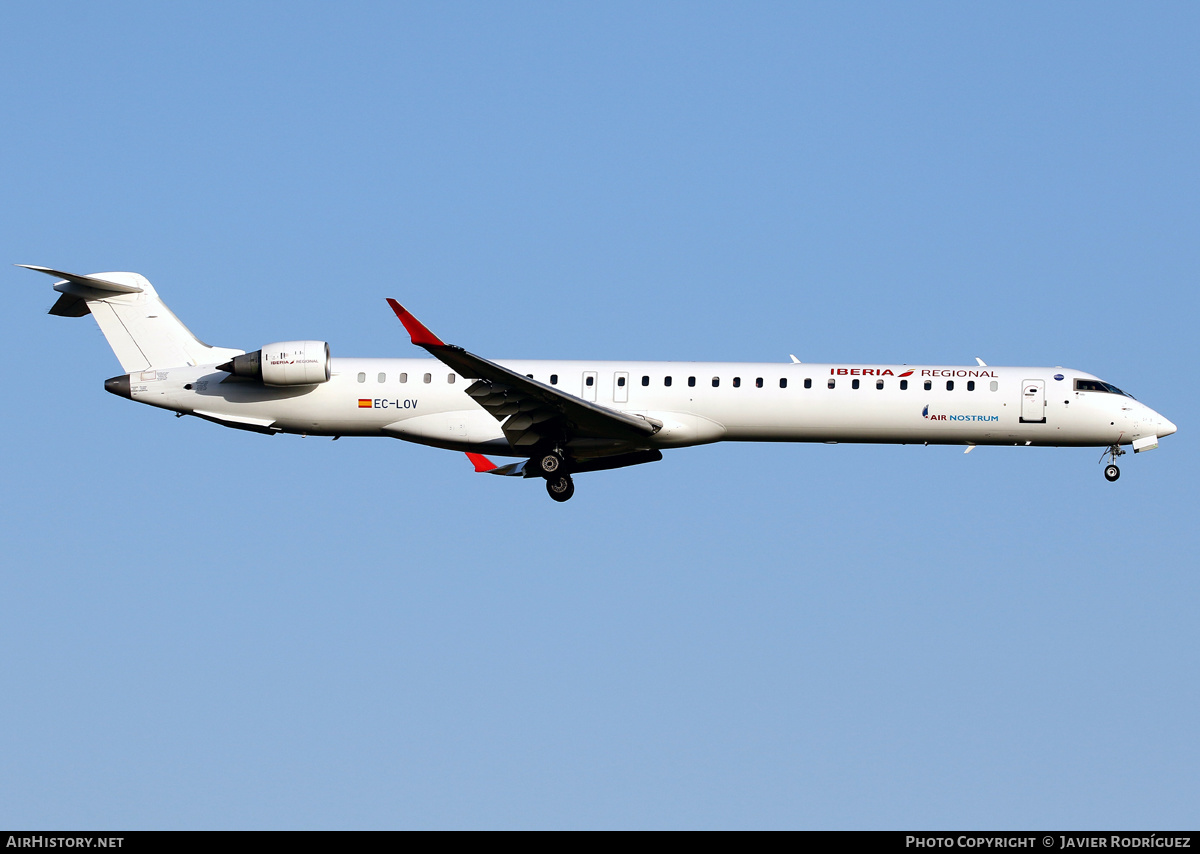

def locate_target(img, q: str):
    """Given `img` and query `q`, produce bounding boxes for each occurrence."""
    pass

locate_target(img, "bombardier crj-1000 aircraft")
[25,265,1177,502]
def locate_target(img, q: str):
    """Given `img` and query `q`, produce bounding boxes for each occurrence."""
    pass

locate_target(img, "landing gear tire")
[1100,444,1125,482]
[546,474,575,502]
[537,451,564,476]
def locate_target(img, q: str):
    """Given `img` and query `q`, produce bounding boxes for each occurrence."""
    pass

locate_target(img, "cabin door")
[582,371,597,401]
[613,371,629,403]
[1020,379,1046,423]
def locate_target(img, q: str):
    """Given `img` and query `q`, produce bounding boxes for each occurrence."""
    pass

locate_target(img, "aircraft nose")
[1160,417,1177,437]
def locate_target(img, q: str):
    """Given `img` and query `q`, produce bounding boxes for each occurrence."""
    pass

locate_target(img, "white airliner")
[25,265,1177,502]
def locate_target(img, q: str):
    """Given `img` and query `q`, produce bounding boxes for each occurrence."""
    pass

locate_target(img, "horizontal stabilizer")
[18,265,144,294]
[22,264,145,318]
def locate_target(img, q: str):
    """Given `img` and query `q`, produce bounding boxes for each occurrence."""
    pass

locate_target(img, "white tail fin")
[22,265,243,372]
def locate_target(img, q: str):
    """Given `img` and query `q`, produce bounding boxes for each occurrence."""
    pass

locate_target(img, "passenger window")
[876,379,884,390]
[779,378,787,389]
[712,377,720,387]
[967,380,975,391]
[828,378,836,389]
[448,374,455,384]
[804,378,812,389]
[526,374,533,379]
[852,379,860,389]
[924,380,932,391]
[641,376,649,386]
[400,372,407,383]
[423,373,431,384]
[357,372,366,383]
[756,377,763,388]
[586,376,594,387]
[900,379,908,390]
[733,377,741,388]
[378,372,386,383]
[665,376,672,387]
[688,376,696,387]
[946,380,954,391]
[550,374,558,385]
[990,381,998,391]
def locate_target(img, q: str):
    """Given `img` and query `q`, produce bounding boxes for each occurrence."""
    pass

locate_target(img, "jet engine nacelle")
[219,340,331,386]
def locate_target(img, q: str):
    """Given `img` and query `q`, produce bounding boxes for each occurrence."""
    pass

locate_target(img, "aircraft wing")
[386,299,660,449]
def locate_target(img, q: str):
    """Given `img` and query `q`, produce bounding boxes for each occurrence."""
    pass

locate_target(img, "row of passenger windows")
[357,370,1002,393]
[826,378,1001,391]
[358,372,457,384]
[591,375,1000,391]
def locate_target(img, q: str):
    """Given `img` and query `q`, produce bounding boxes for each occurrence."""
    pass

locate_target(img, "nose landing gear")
[1100,444,1125,482]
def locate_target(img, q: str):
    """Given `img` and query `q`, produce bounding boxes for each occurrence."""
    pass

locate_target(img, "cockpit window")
[1074,378,1135,399]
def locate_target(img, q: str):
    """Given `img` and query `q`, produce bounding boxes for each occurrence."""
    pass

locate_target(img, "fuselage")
[123,358,1177,456]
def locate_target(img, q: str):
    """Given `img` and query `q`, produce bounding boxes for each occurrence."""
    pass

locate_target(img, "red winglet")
[466,452,497,473]
[386,298,445,347]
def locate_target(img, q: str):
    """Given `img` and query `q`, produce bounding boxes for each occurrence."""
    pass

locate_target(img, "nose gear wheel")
[1099,444,1125,482]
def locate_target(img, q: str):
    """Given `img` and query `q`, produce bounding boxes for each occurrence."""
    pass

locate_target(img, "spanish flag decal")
[358,399,373,408]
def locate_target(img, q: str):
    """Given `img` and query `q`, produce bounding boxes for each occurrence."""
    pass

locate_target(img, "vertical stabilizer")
[22,265,243,372]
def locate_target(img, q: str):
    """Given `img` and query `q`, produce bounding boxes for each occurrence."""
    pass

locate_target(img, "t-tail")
[21,265,243,372]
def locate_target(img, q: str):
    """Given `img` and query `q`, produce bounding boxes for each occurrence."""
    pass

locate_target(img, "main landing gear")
[1101,444,1125,482]
[546,474,575,502]
[537,447,575,502]
[536,449,565,476]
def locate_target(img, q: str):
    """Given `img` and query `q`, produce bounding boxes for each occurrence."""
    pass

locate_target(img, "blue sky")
[2,2,1197,829]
